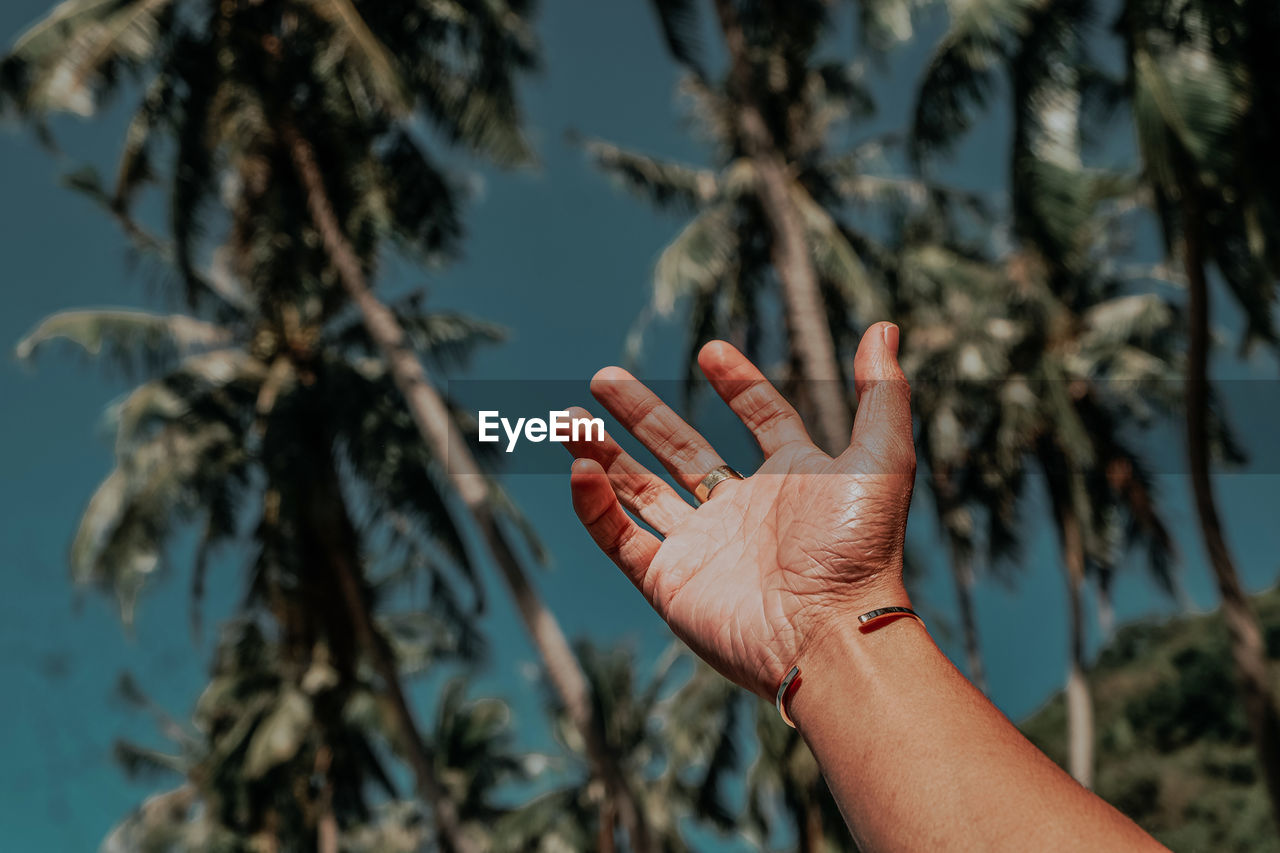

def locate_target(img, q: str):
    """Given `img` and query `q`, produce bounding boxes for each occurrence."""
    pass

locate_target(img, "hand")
[563,322,917,699]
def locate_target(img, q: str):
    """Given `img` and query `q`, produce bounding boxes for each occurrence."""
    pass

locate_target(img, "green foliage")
[7,0,1279,849]
[1117,0,1280,349]
[592,0,951,411]
[1,0,537,308]
[1022,588,1280,851]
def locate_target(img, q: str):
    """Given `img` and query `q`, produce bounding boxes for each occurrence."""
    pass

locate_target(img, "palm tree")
[102,633,531,851]
[911,0,1186,790]
[892,215,1025,695]
[105,622,411,853]
[17,283,509,849]
[907,213,1180,789]
[592,0,949,452]
[650,655,849,852]
[499,643,742,852]
[914,0,1280,816]
[2,4,657,847]
[742,700,847,853]
[1114,0,1280,823]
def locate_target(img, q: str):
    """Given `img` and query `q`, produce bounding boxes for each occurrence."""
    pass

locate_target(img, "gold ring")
[695,465,743,504]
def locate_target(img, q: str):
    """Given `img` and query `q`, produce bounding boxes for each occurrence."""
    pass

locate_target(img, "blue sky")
[2,1,1278,849]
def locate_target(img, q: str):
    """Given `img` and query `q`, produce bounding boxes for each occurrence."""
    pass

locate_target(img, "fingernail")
[882,323,899,357]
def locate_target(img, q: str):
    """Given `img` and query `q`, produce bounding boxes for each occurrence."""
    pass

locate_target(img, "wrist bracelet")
[775,605,923,729]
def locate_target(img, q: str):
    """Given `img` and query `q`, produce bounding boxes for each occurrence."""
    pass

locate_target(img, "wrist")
[789,581,912,675]
[782,590,926,732]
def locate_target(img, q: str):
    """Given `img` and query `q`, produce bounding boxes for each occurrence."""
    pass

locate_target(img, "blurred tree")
[1114,0,1280,825]
[914,0,1280,818]
[2,2,657,847]
[911,0,1182,791]
[1022,587,1280,850]
[890,214,1024,695]
[659,658,851,851]
[603,0,950,452]
[499,644,746,852]
[17,291,511,848]
[101,631,532,851]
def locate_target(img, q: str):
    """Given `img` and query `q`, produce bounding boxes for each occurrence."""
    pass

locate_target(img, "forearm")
[788,612,1166,852]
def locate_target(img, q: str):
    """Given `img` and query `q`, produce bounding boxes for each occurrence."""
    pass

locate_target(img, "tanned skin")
[562,322,1167,852]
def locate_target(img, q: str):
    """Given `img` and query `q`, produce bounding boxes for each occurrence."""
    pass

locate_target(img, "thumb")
[844,322,915,475]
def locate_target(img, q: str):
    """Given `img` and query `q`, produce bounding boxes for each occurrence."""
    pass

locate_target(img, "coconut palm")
[16,273,514,849]
[499,640,742,845]
[2,3,659,847]
[914,0,1280,816]
[891,213,1025,695]
[899,195,1178,794]
[911,0,1186,789]
[102,629,530,852]
[742,701,850,853]
[644,655,850,853]
[105,622,405,853]
[904,208,1180,790]
[591,0,957,452]
[1114,0,1280,823]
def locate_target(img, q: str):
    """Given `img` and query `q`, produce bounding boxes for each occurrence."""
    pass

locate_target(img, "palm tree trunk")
[598,793,617,853]
[947,536,988,694]
[301,435,476,853]
[282,122,654,853]
[711,0,852,454]
[1064,560,1094,791]
[932,468,988,692]
[315,746,339,853]
[1095,581,1115,639]
[800,779,825,853]
[1183,198,1280,827]
[1043,460,1095,789]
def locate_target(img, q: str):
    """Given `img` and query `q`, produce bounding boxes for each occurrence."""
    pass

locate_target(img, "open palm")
[565,323,916,699]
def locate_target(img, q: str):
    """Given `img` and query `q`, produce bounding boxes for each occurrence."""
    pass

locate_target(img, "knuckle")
[628,475,662,509]
[604,521,636,558]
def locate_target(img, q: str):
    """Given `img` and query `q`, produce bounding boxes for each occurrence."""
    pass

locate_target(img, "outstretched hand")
[564,322,916,699]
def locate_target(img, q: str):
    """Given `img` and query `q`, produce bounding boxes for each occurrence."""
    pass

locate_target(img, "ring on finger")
[695,465,744,504]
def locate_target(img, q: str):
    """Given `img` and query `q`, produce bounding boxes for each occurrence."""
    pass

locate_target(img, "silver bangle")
[775,665,801,728]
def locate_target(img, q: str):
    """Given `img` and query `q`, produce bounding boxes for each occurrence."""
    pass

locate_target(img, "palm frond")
[4,0,173,116]
[324,358,476,580]
[168,35,218,305]
[374,130,463,259]
[71,420,242,624]
[578,137,718,213]
[652,203,737,317]
[111,68,173,208]
[414,54,534,167]
[242,688,313,780]
[16,309,232,370]
[648,0,705,76]
[858,0,928,52]
[302,0,411,116]
[911,0,1039,162]
[1130,46,1240,202]
[334,299,505,368]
